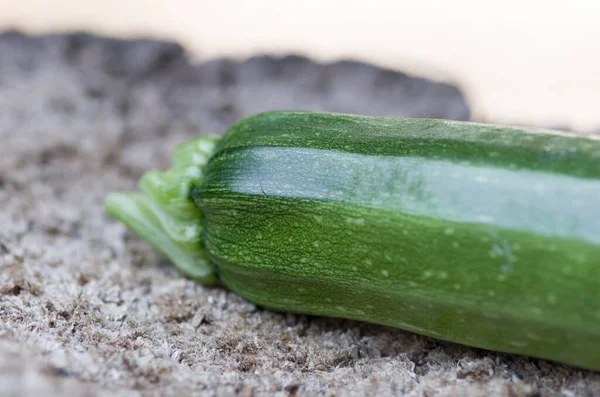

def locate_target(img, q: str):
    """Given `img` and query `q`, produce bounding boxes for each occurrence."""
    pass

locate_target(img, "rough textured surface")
[0,30,598,397]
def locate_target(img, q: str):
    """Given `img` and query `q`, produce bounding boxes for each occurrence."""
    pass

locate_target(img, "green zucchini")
[105,110,600,370]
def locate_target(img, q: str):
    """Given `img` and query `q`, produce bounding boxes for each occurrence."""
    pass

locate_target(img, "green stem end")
[105,135,220,285]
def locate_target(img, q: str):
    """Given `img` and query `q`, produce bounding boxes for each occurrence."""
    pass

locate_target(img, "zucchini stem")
[105,135,220,284]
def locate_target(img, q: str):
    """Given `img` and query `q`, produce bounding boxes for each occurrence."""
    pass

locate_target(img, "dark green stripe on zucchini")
[105,111,600,371]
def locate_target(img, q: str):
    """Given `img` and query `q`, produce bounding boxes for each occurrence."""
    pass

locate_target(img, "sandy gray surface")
[1,31,599,397]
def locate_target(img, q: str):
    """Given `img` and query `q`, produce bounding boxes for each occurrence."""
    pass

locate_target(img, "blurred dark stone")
[0,30,470,139]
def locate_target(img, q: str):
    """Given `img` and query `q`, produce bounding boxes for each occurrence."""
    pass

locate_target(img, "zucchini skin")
[192,111,600,370]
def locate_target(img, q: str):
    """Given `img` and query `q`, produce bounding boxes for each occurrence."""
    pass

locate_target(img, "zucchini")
[105,110,600,370]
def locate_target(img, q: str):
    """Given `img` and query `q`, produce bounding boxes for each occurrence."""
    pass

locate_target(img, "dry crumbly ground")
[0,31,599,397]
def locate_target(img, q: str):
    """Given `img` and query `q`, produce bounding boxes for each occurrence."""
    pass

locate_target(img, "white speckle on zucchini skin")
[482,312,499,319]
[346,217,365,225]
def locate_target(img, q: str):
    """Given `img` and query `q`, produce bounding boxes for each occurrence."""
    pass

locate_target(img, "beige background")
[2,0,600,131]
